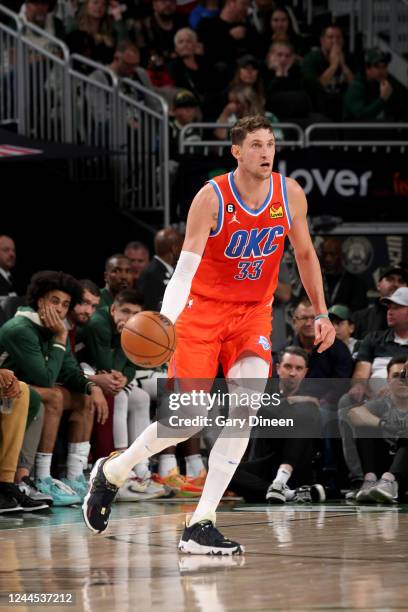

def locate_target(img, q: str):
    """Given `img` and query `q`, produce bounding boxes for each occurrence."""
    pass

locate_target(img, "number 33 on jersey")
[191,171,292,303]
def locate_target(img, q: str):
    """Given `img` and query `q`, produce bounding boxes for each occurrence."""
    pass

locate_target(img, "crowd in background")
[6,0,408,132]
[0,230,408,514]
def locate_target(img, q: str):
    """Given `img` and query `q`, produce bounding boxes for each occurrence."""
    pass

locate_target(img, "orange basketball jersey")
[191,170,292,303]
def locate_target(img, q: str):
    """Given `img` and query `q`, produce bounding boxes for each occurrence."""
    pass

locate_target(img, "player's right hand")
[314,317,336,353]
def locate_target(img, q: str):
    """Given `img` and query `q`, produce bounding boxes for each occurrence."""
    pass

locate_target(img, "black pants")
[356,436,408,480]
[231,437,315,503]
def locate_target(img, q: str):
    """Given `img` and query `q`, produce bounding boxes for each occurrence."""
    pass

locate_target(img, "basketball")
[121,311,176,367]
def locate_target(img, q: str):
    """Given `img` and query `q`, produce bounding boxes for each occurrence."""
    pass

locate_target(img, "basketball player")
[83,115,335,554]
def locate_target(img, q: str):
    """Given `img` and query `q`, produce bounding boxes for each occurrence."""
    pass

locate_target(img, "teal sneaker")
[62,475,88,501]
[35,477,81,507]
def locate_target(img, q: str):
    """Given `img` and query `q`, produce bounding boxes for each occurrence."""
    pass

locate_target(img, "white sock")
[185,454,205,478]
[104,422,188,486]
[127,387,151,442]
[133,461,151,480]
[35,453,53,480]
[273,467,292,487]
[158,454,178,477]
[190,437,250,526]
[113,391,130,448]
[66,442,90,480]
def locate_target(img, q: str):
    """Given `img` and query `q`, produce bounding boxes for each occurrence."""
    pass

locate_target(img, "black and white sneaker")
[19,477,53,506]
[179,514,244,556]
[292,484,326,503]
[82,456,119,534]
[0,491,22,514]
[0,482,49,512]
[266,482,287,504]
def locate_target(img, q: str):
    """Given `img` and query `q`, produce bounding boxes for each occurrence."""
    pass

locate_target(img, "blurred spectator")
[320,237,367,311]
[138,227,183,310]
[65,30,95,62]
[169,89,201,159]
[146,51,175,88]
[167,27,210,106]
[0,235,17,305]
[231,54,264,99]
[189,0,219,30]
[302,24,353,120]
[168,90,201,218]
[349,287,408,404]
[99,253,133,308]
[230,347,323,503]
[197,0,256,88]
[264,5,304,56]
[353,264,408,339]
[139,0,188,63]
[328,304,357,354]
[87,41,156,128]
[215,83,281,140]
[271,260,292,356]
[343,48,408,121]
[71,0,128,64]
[263,41,315,122]
[347,355,408,504]
[19,0,66,49]
[264,41,302,93]
[124,241,150,288]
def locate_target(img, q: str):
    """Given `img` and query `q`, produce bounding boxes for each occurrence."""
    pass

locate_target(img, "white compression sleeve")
[160,250,202,324]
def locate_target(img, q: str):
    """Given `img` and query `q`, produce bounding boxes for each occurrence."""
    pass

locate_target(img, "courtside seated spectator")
[348,287,408,404]
[99,253,133,308]
[0,271,108,506]
[230,347,323,503]
[124,241,150,289]
[0,372,48,512]
[347,356,408,504]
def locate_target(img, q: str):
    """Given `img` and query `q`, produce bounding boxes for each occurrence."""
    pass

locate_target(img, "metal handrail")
[121,78,170,226]
[179,122,304,153]
[305,123,408,147]
[0,4,24,131]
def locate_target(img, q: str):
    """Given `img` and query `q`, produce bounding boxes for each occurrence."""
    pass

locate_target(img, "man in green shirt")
[98,254,133,309]
[0,271,108,506]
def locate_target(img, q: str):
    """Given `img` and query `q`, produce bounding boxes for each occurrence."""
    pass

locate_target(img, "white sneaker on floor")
[369,478,398,504]
[116,477,168,501]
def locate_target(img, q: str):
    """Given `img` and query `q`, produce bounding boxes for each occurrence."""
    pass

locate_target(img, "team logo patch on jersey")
[258,336,271,351]
[269,203,283,219]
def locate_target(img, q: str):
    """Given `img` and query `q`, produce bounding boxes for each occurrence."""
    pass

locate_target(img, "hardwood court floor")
[1,501,408,611]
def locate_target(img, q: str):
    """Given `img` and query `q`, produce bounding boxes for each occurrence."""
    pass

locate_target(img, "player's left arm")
[286,177,336,353]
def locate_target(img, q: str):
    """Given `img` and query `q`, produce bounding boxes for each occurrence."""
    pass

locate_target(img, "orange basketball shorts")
[168,293,273,379]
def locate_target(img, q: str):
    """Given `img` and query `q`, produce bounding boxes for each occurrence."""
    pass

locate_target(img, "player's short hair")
[278,346,309,367]
[387,355,407,374]
[114,289,143,307]
[78,279,100,297]
[124,241,149,254]
[26,270,83,312]
[231,115,274,145]
[104,253,129,271]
